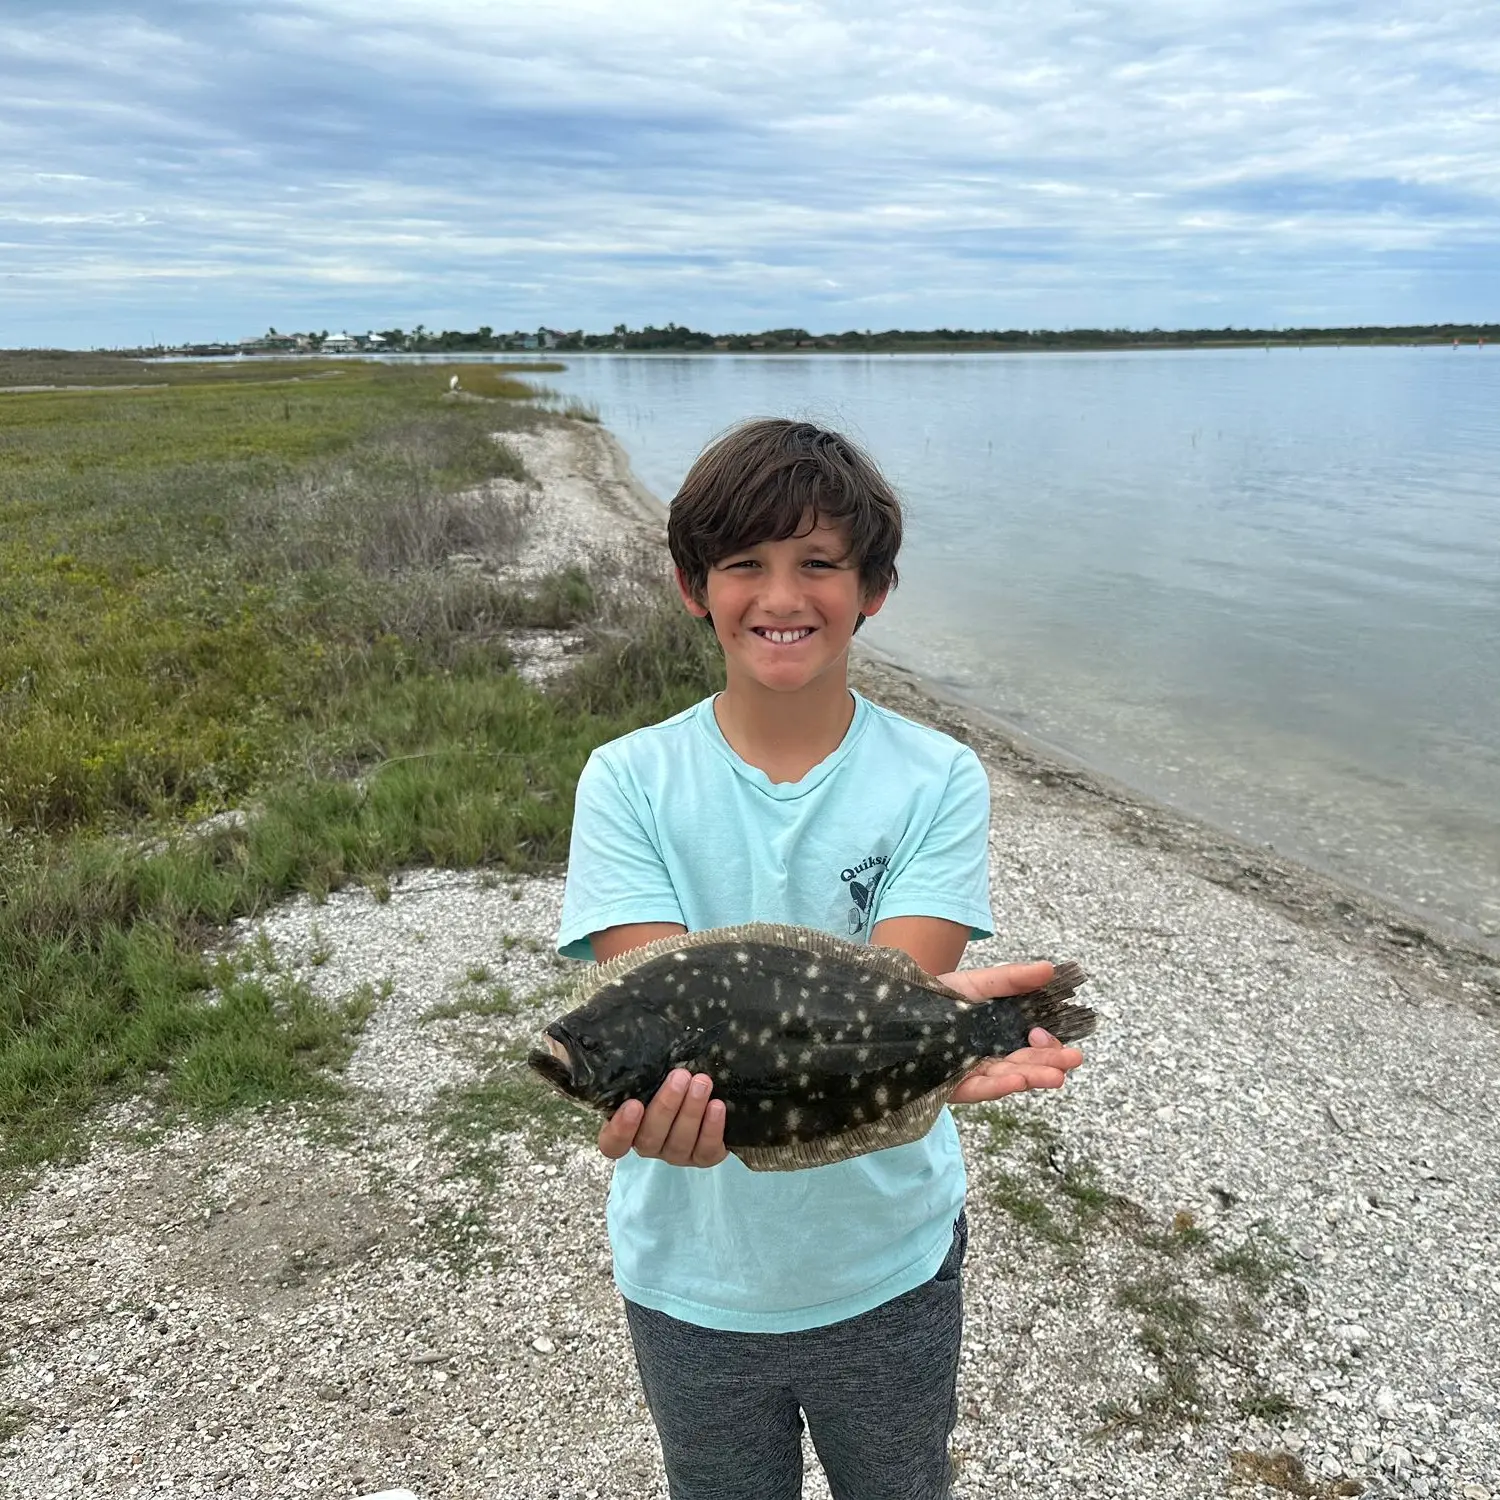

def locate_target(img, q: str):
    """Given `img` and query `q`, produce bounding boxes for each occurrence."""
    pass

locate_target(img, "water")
[520,348,1499,948]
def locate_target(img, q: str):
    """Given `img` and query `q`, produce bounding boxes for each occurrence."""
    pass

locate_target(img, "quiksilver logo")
[842,854,890,935]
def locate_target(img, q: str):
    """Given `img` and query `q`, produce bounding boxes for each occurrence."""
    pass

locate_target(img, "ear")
[675,566,710,618]
[859,585,890,621]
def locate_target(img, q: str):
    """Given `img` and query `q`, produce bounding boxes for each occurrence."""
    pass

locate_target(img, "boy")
[557,419,1085,1500]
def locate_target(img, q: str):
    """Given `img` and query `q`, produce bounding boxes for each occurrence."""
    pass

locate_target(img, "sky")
[3,0,1498,347]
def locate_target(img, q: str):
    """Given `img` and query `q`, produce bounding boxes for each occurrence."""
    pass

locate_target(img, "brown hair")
[667,418,903,607]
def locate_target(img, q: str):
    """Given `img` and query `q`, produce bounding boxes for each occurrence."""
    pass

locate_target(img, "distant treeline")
[573,321,1499,352]
[127,319,1500,360]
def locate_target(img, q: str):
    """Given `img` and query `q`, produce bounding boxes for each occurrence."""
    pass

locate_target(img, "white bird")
[449,374,460,391]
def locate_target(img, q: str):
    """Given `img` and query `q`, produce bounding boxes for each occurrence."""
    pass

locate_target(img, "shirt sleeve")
[870,746,994,940]
[556,749,686,961]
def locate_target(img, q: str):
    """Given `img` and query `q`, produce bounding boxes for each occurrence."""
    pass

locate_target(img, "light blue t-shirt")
[556,690,994,1332]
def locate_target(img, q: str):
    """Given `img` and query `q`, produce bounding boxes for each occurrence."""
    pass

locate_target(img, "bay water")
[515,349,1498,950]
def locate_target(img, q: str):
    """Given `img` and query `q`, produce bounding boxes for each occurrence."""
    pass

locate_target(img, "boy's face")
[676,515,888,696]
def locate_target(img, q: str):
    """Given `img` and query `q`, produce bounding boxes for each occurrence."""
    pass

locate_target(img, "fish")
[527,922,1096,1171]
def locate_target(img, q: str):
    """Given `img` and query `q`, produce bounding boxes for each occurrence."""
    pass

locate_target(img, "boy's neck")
[712,671,857,784]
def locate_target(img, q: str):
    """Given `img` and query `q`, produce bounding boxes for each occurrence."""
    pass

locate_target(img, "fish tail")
[970,960,1097,1055]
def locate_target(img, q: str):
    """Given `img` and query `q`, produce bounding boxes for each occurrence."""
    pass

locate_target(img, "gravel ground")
[3,421,1497,1500]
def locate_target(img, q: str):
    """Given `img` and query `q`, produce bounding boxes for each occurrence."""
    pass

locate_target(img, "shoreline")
[590,419,1498,1011]
[4,410,1498,1499]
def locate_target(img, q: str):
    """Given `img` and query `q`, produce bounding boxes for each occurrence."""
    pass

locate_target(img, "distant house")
[323,332,358,352]
[365,333,387,348]
[518,334,540,350]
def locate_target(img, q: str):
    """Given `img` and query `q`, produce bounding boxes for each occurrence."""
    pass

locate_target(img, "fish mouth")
[526,1025,590,1098]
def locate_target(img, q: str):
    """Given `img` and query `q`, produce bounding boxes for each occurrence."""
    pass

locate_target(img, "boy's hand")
[938,961,1087,1104]
[599,1069,728,1168]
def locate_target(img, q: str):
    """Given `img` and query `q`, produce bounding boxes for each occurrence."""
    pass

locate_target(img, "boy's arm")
[588,921,729,1169]
[870,914,970,977]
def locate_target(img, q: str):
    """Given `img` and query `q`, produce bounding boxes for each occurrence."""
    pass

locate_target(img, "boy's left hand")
[937,961,1086,1104]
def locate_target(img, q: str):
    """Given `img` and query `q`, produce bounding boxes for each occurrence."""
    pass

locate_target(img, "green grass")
[0,355,725,1178]
[0,1403,34,1442]
[433,1042,597,1177]
[971,1105,1307,1445]
[423,984,519,1022]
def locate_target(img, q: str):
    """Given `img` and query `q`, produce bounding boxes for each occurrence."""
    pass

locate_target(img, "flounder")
[528,922,1096,1171]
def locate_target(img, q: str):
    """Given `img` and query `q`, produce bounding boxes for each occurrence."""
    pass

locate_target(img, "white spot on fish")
[779,1011,791,1025]
[921,1025,933,1037]
[798,1073,809,1088]
[786,1107,801,1130]
[875,1086,889,1107]
[944,1030,957,1044]
[805,965,820,979]
[861,1025,872,1039]
[798,1049,812,1065]
[775,1053,788,1069]
[856,1048,869,1063]
[876,983,890,1000]
[735,950,749,963]
[851,1106,865,1123]
[904,1061,917,1073]
[759,1100,774,1113]
[673,951,688,962]
[855,1009,867,1024]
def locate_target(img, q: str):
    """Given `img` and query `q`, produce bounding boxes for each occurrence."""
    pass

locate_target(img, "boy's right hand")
[598,1069,728,1168]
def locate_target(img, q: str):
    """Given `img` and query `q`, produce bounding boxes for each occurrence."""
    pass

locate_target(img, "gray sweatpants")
[623,1213,967,1500]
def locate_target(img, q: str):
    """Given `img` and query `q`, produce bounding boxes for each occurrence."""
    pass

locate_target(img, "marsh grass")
[1,356,725,1176]
[973,1104,1306,1444]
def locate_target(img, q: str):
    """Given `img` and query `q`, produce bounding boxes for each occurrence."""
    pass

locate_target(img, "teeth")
[760,628,811,644]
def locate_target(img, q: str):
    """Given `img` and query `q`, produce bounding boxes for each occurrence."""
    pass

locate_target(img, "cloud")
[2,0,1496,344]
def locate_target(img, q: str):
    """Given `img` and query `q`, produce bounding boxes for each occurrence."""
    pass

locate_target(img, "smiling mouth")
[752,627,814,644]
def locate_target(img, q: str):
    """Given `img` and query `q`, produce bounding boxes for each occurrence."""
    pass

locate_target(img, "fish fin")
[574,922,966,1004]
[735,1085,954,1172]
[1002,959,1096,1043]
[1013,992,1097,1045]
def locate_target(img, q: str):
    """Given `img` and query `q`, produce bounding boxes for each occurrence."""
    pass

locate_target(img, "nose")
[760,563,805,616]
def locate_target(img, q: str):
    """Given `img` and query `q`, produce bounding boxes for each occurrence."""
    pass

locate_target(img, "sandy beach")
[2,415,1496,1500]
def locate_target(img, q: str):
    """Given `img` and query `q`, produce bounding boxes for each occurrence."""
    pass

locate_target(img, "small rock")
[531,1335,555,1354]
[1319,1453,1343,1477]
[1380,1443,1413,1478]
[1462,1486,1490,1500]
[1375,1386,1399,1421]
